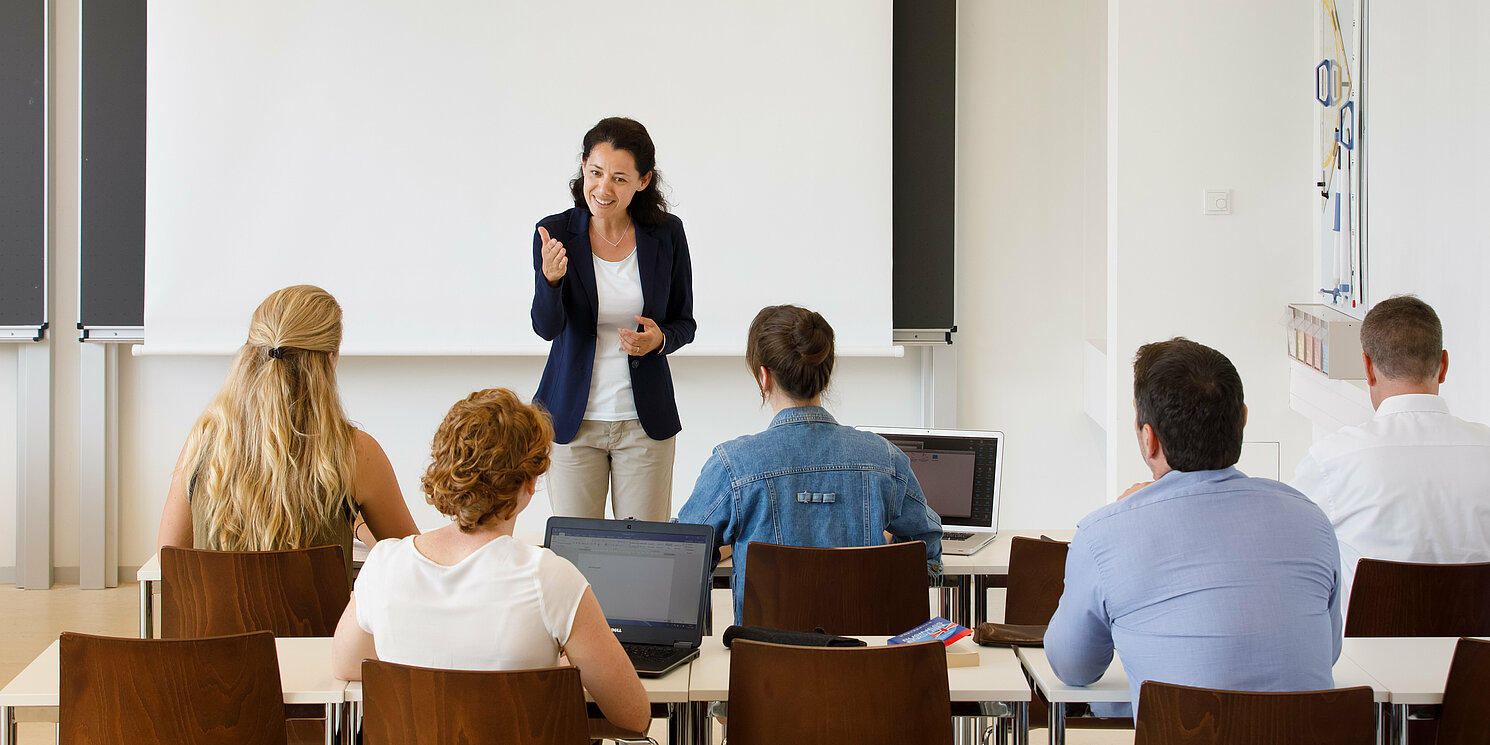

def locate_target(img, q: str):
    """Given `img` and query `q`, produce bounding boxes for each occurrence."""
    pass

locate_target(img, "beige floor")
[0,582,1133,744]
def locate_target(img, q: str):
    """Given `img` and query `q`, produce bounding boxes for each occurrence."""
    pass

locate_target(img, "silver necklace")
[594,222,632,248]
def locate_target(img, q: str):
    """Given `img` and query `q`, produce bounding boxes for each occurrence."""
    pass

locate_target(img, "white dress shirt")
[1292,393,1490,606]
[355,535,589,671]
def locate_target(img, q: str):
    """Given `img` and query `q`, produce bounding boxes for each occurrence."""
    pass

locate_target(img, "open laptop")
[544,517,714,677]
[860,427,1005,556]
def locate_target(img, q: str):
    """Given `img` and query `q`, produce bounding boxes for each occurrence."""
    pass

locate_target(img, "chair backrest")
[361,661,590,745]
[728,639,953,745]
[1344,558,1490,637]
[1436,637,1490,745]
[741,541,929,635]
[1134,681,1374,745]
[59,630,287,745]
[160,545,351,638]
[1005,536,1069,625]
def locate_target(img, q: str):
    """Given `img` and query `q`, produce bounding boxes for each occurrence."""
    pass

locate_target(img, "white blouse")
[354,534,590,671]
[586,249,644,420]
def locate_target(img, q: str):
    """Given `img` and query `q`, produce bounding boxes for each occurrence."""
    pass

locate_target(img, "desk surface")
[688,635,1031,703]
[137,528,1081,584]
[0,637,347,708]
[1341,637,1460,706]
[1018,647,1389,705]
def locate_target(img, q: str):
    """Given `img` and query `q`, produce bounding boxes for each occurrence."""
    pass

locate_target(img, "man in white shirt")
[1292,295,1490,607]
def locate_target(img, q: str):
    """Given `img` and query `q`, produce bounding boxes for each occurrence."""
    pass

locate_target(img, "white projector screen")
[143,0,895,355]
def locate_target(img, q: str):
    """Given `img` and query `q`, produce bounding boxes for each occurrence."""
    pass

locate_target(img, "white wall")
[955,0,1108,528]
[1106,0,1316,490]
[117,352,927,566]
[1363,0,1490,427]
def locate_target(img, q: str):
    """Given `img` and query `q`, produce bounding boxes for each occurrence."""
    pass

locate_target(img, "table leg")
[1,705,13,745]
[666,702,686,745]
[1048,702,1066,745]
[973,575,990,626]
[323,703,338,745]
[138,579,154,639]
[690,702,711,745]
[1392,703,1407,745]
[344,701,361,745]
[1013,701,1029,745]
[939,575,972,627]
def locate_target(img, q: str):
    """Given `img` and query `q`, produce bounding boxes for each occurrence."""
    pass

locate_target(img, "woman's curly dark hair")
[421,389,553,531]
[569,116,670,227]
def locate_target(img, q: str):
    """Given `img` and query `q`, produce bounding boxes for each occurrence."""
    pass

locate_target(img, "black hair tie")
[268,347,285,359]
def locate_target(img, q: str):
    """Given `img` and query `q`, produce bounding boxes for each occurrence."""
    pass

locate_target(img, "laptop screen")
[545,518,713,644]
[862,427,1004,531]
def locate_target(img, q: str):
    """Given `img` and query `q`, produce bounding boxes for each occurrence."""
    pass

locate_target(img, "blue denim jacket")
[676,406,944,625]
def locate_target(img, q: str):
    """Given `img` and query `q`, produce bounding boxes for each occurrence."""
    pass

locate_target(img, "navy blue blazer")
[531,207,696,444]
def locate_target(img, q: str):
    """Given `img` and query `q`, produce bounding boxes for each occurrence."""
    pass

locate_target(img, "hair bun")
[792,313,833,366]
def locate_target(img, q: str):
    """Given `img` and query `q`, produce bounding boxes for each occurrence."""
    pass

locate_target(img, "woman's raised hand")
[538,226,568,287]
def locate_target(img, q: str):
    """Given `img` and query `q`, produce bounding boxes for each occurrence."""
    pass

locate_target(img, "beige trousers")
[546,419,676,521]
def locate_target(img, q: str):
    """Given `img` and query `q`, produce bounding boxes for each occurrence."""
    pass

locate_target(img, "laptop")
[860,426,1005,556]
[544,517,714,677]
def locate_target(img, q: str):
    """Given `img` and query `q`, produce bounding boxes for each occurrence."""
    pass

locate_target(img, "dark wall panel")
[892,0,957,331]
[0,0,48,331]
[80,0,146,329]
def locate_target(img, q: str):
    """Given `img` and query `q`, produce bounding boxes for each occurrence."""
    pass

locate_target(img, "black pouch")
[721,625,867,648]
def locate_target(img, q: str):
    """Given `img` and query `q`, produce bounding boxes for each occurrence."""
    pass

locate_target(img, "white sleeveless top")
[586,249,644,420]
[354,534,589,671]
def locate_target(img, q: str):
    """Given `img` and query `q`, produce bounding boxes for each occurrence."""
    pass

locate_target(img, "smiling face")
[582,142,652,220]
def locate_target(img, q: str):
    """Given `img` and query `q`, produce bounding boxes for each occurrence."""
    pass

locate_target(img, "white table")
[689,634,1034,745]
[1341,637,1463,745]
[0,637,348,745]
[1017,647,1389,745]
[712,529,1077,629]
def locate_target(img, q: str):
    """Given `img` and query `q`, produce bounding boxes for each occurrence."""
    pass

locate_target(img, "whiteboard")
[144,0,894,355]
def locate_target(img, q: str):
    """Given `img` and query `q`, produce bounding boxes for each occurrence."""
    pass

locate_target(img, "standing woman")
[531,117,695,521]
[157,285,419,582]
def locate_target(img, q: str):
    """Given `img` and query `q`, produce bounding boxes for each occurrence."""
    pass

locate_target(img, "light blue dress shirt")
[1046,467,1342,718]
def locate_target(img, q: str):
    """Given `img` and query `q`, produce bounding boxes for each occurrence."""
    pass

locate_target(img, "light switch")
[1204,189,1232,215]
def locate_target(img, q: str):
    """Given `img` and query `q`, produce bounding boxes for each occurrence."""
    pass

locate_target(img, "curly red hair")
[421,389,553,531]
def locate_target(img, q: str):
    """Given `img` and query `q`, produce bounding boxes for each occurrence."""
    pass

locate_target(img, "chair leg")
[1048,702,1066,745]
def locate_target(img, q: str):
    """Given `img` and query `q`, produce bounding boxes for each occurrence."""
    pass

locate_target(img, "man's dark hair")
[1133,338,1245,472]
[1360,295,1443,382]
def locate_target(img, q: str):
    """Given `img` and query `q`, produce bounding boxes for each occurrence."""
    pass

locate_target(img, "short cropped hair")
[1361,295,1443,383]
[1133,338,1245,472]
[421,389,554,531]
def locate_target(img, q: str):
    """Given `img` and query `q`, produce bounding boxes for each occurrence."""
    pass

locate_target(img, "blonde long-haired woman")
[157,285,418,581]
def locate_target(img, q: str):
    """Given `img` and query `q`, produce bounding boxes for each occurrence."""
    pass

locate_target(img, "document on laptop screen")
[549,530,707,629]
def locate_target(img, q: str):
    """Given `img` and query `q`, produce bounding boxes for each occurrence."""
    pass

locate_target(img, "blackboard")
[0,0,48,338]
[79,0,146,333]
[892,0,957,333]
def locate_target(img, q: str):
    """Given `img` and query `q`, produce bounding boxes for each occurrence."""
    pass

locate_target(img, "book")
[944,637,982,668]
[888,617,972,647]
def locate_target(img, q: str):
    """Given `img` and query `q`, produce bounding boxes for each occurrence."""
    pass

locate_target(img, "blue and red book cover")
[888,617,971,646]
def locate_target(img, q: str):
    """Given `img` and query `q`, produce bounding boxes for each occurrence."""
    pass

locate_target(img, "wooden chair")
[728,639,953,745]
[360,660,591,745]
[741,541,930,635]
[1003,537,1130,735]
[1134,681,1375,745]
[160,545,351,638]
[1434,637,1490,745]
[1344,559,1490,637]
[59,630,287,745]
[161,545,350,744]
[1005,536,1069,625]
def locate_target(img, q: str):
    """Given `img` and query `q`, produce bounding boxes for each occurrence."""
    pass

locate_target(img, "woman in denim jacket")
[677,305,944,625]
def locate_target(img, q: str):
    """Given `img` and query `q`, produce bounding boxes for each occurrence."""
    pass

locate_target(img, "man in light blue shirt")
[1046,338,1342,718]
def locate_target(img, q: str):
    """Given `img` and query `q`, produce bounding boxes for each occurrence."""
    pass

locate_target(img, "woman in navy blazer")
[531,117,695,521]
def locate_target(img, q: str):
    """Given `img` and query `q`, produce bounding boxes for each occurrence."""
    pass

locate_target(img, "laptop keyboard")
[944,531,976,540]
[623,643,679,660]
